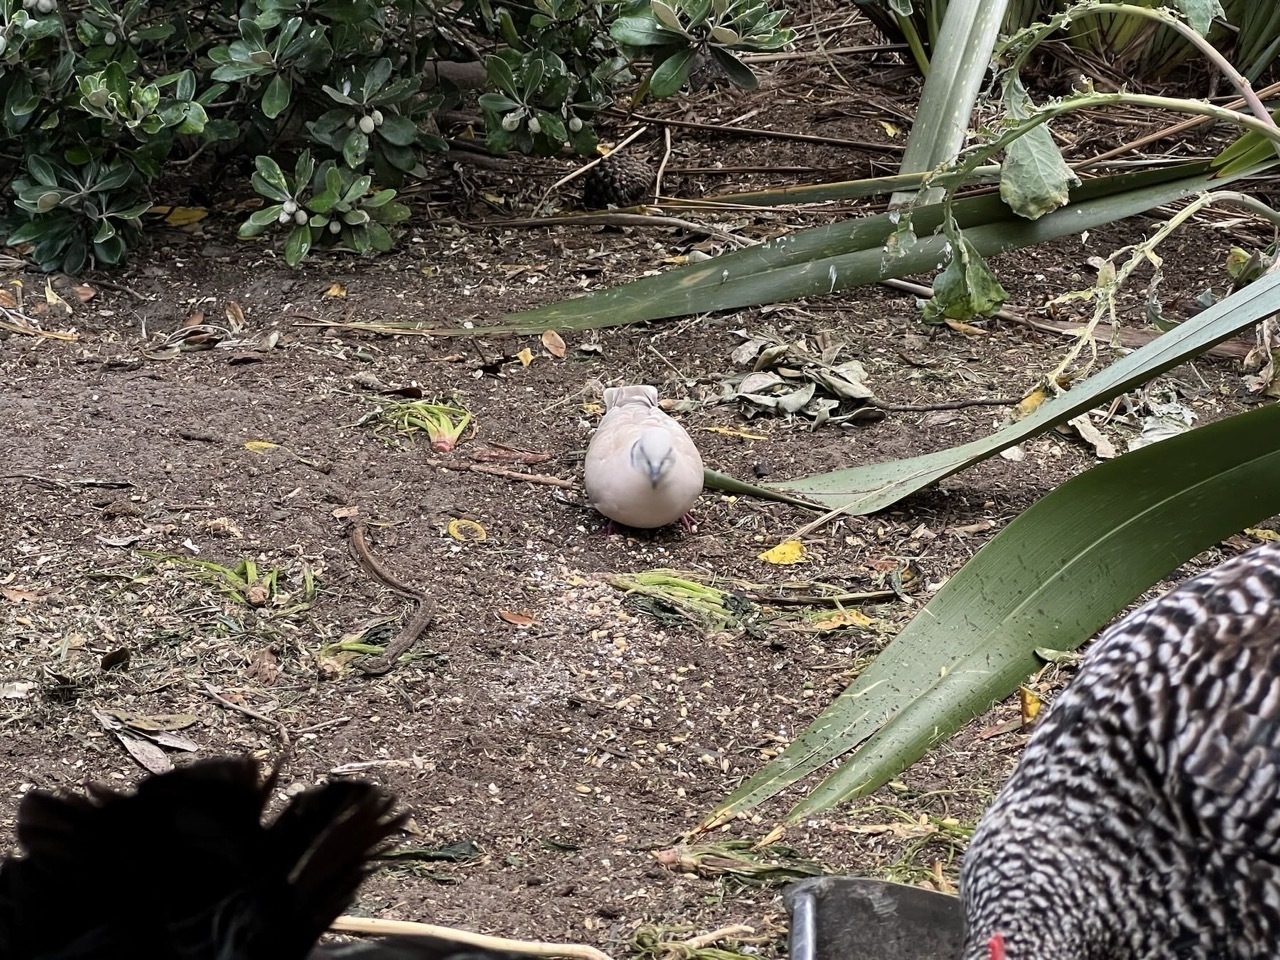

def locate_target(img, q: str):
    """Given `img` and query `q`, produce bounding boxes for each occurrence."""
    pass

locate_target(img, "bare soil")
[1,16,1276,959]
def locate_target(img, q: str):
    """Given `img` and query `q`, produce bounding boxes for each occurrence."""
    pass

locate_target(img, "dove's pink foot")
[680,512,698,532]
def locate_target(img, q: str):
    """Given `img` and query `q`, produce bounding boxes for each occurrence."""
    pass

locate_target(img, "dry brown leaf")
[225,300,246,329]
[114,730,173,774]
[247,647,280,685]
[809,609,874,631]
[324,282,348,299]
[71,283,97,303]
[541,329,567,358]
[0,586,42,603]
[943,317,986,336]
[498,609,535,627]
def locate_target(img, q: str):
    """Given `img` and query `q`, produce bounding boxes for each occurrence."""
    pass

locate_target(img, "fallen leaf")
[0,682,34,699]
[114,729,173,774]
[1068,413,1116,459]
[104,710,198,732]
[44,279,71,315]
[324,282,347,299]
[809,609,874,631]
[225,300,246,330]
[1019,685,1042,724]
[499,609,536,627]
[516,346,534,367]
[447,519,487,542]
[95,534,144,547]
[943,317,986,336]
[100,648,130,671]
[1035,646,1082,665]
[0,586,41,603]
[164,206,208,226]
[71,283,97,303]
[247,647,280,685]
[541,330,567,358]
[758,540,805,565]
[205,517,245,538]
[244,440,280,453]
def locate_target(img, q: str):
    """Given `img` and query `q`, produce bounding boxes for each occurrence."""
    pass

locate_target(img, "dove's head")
[630,427,676,487]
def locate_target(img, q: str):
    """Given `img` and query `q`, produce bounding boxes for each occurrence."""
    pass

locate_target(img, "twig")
[870,396,1018,412]
[296,716,352,734]
[622,111,905,153]
[1079,79,1280,168]
[676,925,757,950]
[465,211,750,247]
[349,522,434,676]
[654,124,673,201]
[92,277,154,301]
[203,683,292,756]
[330,917,614,960]
[878,277,1253,361]
[433,460,576,489]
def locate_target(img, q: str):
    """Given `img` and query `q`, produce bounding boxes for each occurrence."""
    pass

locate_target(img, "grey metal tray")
[785,876,964,960]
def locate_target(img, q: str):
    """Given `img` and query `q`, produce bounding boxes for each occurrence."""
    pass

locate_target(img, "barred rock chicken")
[0,757,517,960]
[960,542,1280,960]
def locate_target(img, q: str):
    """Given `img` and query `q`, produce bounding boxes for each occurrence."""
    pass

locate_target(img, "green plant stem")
[1045,189,1280,381]
[895,12,931,77]
[941,92,1280,224]
[1086,3,1274,134]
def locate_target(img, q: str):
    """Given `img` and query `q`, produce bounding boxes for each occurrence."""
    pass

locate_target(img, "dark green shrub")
[0,0,794,270]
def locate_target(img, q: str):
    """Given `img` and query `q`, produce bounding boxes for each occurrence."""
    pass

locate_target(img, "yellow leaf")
[1019,685,1042,723]
[758,540,805,565]
[943,317,986,336]
[811,609,874,631]
[44,279,71,314]
[448,518,487,542]
[878,120,901,138]
[164,206,208,226]
[516,347,534,367]
[323,283,347,299]
[244,441,280,453]
[1013,382,1053,420]
[700,426,768,440]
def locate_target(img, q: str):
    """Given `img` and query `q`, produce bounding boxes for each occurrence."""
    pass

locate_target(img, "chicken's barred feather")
[961,543,1280,959]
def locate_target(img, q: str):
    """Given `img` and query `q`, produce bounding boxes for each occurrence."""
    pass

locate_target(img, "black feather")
[0,757,404,960]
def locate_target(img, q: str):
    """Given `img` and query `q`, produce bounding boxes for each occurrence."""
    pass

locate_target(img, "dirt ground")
[2,13,1277,959]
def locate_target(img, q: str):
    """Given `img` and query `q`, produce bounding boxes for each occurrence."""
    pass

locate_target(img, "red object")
[988,932,1006,960]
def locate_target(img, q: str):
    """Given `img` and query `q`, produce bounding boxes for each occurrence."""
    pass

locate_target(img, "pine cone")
[582,153,653,209]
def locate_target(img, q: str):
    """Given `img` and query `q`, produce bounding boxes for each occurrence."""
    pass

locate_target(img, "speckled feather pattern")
[960,543,1280,960]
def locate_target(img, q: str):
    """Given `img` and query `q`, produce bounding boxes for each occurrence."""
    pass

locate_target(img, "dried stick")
[329,917,614,960]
